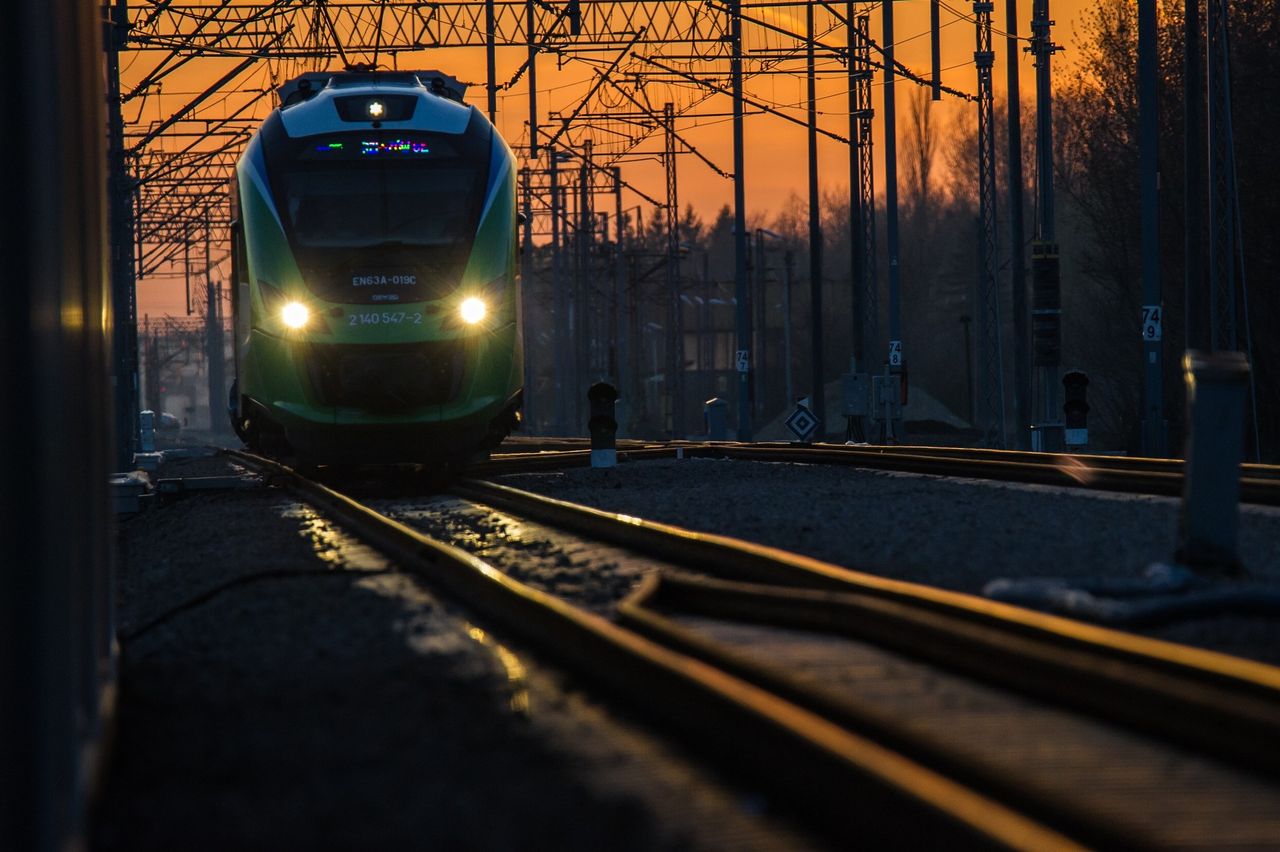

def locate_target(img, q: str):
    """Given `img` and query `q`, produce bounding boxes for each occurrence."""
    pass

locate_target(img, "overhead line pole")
[1206,0,1236,352]
[486,0,498,122]
[1029,0,1062,451]
[550,147,568,435]
[883,0,904,440]
[526,0,539,157]
[107,0,139,469]
[1138,0,1165,455]
[613,166,630,436]
[1005,0,1030,449]
[974,0,1006,447]
[847,2,866,381]
[1183,0,1204,354]
[521,168,536,432]
[730,0,752,441]
[856,12,878,390]
[577,142,592,428]
[664,104,684,437]
[807,1,825,431]
[931,0,942,100]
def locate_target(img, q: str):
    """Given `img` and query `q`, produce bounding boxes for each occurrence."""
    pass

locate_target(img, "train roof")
[272,70,476,138]
[276,70,468,107]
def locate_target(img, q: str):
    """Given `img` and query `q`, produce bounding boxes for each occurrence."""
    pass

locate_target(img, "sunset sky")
[127,0,1097,317]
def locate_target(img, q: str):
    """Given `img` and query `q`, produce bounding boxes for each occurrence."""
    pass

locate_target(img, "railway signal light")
[588,382,619,468]
[1031,243,1061,367]
[1062,370,1089,447]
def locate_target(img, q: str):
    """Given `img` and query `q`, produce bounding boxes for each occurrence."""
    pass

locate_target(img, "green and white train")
[229,70,522,464]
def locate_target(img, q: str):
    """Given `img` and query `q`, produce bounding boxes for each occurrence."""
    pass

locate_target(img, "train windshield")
[283,164,481,249]
[262,122,493,302]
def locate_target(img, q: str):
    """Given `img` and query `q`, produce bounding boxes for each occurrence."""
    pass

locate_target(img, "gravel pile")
[493,458,1280,664]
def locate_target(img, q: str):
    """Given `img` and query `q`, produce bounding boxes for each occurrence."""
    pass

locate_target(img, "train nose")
[301,341,467,412]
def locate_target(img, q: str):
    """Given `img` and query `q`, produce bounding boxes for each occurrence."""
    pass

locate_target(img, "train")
[228,70,522,464]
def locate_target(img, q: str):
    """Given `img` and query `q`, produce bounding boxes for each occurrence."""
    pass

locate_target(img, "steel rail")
[468,440,1280,505]
[712,443,1280,504]
[472,444,695,474]
[617,572,1139,850]
[753,441,1280,480]
[224,449,1078,849]
[452,477,1280,778]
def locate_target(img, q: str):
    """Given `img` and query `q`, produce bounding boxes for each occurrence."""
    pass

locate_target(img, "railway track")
[478,440,1280,506]
[231,450,1280,848]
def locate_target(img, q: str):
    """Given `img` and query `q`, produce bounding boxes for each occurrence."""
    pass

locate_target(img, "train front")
[231,71,522,464]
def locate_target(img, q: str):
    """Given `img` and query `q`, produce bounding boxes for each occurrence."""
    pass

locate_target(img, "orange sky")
[130,0,1095,317]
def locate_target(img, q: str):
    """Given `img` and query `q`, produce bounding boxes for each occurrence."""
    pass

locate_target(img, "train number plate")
[347,311,424,326]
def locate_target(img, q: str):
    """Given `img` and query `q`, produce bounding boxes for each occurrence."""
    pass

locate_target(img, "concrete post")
[704,397,728,441]
[1176,351,1249,575]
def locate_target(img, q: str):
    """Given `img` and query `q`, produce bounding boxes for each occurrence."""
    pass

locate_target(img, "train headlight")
[367,100,385,119]
[281,301,310,329]
[459,297,487,325]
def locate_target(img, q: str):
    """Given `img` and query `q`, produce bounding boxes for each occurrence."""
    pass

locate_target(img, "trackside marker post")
[588,383,619,468]
[1062,371,1089,448]
[1176,351,1249,576]
[704,397,728,441]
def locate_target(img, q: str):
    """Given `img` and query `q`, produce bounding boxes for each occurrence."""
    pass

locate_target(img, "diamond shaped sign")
[784,403,819,442]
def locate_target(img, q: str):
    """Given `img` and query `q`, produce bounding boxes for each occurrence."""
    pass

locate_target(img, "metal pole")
[883,0,904,393]
[106,0,137,469]
[702,251,711,382]
[1206,0,1236,352]
[855,13,878,375]
[930,0,942,100]
[731,0,751,440]
[550,148,567,434]
[1138,0,1165,456]
[961,314,975,425]
[807,1,826,432]
[521,168,536,432]
[974,0,1006,448]
[485,0,497,123]
[784,249,795,405]
[754,232,767,418]
[1031,1,1056,242]
[568,167,582,429]
[1030,0,1061,449]
[526,0,539,158]
[203,209,211,309]
[1184,0,1204,353]
[1005,0,1030,449]
[206,281,225,433]
[663,104,683,437]
[613,167,629,436]
[847,2,866,376]
[578,142,592,427]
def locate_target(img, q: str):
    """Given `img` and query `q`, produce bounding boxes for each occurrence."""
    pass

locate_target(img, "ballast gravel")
[492,458,1280,664]
[96,453,821,851]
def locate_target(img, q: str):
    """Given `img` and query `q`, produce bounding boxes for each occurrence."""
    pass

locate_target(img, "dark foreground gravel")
[94,453,819,851]
[493,458,1280,665]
